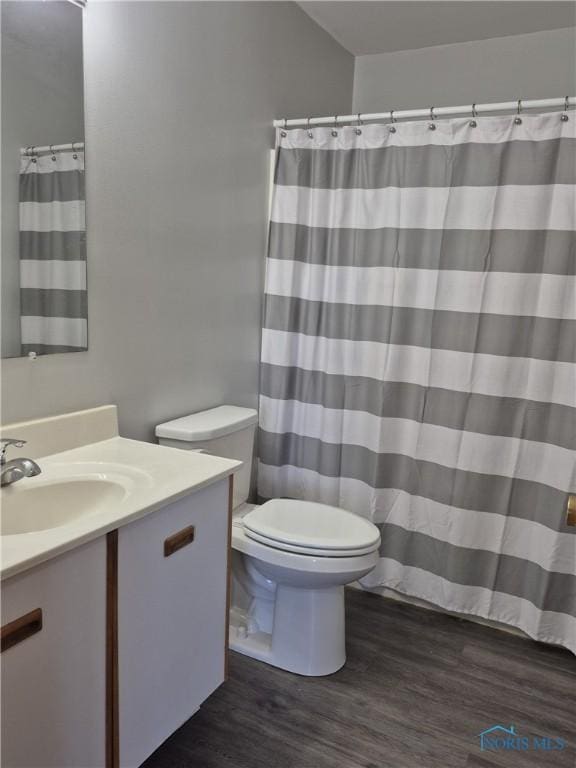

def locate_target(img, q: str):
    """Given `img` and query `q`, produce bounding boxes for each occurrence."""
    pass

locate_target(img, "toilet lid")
[242,499,380,554]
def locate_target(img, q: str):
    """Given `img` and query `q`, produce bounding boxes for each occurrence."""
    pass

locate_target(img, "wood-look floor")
[143,589,575,768]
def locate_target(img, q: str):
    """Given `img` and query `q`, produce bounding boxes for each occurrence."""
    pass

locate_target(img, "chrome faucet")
[0,439,41,487]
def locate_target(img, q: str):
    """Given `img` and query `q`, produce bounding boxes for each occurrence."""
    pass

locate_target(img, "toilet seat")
[232,522,380,575]
[242,499,381,557]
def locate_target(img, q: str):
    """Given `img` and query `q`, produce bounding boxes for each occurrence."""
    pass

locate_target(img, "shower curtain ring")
[30,146,37,163]
[561,96,570,121]
[469,103,477,127]
[331,116,338,137]
[307,117,313,138]
[50,144,57,161]
[514,99,523,125]
[72,141,78,159]
[280,118,288,138]
[428,106,437,130]
[355,113,362,135]
[389,110,397,133]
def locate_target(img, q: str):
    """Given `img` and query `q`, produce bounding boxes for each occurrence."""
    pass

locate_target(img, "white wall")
[6,8,570,441]
[353,27,576,112]
[1,1,84,358]
[1,2,354,440]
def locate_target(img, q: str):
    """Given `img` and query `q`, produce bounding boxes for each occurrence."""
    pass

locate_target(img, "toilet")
[156,405,380,676]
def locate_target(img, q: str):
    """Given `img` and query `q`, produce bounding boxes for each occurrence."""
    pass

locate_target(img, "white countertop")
[1,437,241,581]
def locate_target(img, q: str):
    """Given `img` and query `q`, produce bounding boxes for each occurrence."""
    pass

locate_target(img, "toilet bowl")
[230,500,380,675]
[156,406,381,676]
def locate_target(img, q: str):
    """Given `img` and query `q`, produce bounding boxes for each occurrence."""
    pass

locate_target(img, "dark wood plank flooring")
[143,589,575,768]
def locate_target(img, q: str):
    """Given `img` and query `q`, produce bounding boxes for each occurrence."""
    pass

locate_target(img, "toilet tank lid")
[155,405,258,442]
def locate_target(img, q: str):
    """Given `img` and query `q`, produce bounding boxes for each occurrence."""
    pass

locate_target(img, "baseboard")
[350,582,528,639]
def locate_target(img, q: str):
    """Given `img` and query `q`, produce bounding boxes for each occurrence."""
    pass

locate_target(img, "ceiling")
[298,2,576,55]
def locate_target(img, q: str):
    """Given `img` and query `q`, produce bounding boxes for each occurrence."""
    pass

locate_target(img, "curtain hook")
[428,106,437,130]
[561,96,569,122]
[307,117,313,139]
[50,144,56,161]
[280,118,287,138]
[30,145,37,163]
[469,103,477,127]
[355,113,362,135]
[72,141,78,159]
[331,115,338,137]
[514,99,523,125]
[389,109,396,133]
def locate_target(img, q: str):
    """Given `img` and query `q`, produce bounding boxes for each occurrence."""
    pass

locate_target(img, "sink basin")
[1,477,127,535]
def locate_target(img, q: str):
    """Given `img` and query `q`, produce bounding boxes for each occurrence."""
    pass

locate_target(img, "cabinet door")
[118,479,230,767]
[1,538,107,768]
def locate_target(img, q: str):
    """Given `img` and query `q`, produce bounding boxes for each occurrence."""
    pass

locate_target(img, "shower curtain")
[258,113,576,654]
[19,147,87,355]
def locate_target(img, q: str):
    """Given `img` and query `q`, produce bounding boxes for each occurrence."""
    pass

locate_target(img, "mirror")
[1,0,86,358]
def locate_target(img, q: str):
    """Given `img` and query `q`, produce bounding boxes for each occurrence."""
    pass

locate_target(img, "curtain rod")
[273,96,574,128]
[20,142,84,156]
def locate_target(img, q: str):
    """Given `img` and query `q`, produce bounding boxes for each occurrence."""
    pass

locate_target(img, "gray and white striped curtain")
[258,113,576,654]
[19,148,87,355]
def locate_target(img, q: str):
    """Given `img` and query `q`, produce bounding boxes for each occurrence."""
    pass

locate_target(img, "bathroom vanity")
[0,407,240,768]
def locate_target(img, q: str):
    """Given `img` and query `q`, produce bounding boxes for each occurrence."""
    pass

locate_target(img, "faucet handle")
[0,438,26,464]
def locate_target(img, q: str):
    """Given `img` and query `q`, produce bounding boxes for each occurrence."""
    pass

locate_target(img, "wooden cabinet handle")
[164,525,195,557]
[1,608,42,653]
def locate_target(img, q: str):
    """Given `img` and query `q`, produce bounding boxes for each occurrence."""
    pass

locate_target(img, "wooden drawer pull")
[164,525,195,557]
[1,608,42,653]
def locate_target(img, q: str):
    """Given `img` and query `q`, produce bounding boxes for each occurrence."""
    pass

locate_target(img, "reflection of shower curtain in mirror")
[19,148,87,355]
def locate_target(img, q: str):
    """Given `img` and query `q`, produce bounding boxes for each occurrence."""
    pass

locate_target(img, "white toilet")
[156,405,380,676]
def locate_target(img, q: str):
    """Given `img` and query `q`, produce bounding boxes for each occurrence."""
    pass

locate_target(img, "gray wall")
[1,2,353,440]
[1,1,84,357]
[353,27,576,112]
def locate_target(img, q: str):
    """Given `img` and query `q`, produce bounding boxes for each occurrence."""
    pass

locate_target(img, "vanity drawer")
[117,478,230,768]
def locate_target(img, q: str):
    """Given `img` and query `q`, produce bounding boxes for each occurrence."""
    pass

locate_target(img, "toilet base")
[229,584,346,676]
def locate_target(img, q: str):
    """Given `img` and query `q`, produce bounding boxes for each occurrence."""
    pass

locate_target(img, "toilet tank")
[155,405,258,510]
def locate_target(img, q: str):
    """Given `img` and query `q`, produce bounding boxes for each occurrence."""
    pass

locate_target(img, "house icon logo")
[479,725,523,751]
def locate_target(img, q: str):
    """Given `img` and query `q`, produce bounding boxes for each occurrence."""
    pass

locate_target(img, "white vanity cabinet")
[0,409,238,768]
[1,538,107,768]
[117,478,231,767]
[1,473,233,768]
